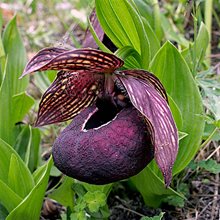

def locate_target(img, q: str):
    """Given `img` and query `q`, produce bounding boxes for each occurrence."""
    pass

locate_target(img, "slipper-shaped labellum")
[21,48,178,186]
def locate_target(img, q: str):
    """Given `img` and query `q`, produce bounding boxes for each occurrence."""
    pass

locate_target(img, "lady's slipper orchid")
[21,47,178,186]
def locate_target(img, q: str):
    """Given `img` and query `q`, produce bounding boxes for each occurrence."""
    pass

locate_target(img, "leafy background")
[0,0,220,219]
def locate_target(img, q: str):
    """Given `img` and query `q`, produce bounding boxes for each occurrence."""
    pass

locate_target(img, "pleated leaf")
[36,70,104,126]
[118,72,178,186]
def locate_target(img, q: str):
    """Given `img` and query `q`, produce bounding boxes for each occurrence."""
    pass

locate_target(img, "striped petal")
[21,48,124,77]
[21,47,68,77]
[119,70,168,102]
[35,70,104,126]
[117,71,178,186]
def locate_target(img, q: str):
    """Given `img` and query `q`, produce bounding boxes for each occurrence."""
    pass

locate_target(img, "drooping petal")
[117,71,178,186]
[35,70,104,126]
[21,47,68,77]
[21,48,124,77]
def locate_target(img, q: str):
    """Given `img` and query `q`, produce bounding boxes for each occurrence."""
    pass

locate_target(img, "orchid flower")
[21,47,178,187]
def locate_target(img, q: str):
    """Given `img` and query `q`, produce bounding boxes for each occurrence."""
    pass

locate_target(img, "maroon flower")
[21,48,178,186]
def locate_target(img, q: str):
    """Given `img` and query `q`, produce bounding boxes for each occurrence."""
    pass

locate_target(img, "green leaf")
[163,194,185,208]
[70,211,87,220]
[0,13,5,60]
[82,183,112,196]
[133,0,154,28]
[196,71,220,121]
[114,46,141,69]
[0,16,28,144]
[96,0,150,68]
[131,166,183,207]
[150,41,205,175]
[84,191,106,213]
[198,159,220,174]
[6,157,53,220]
[0,203,9,220]
[2,16,28,93]
[0,180,22,212]
[13,125,40,172]
[12,92,34,124]
[14,125,31,161]
[178,131,188,141]
[142,18,160,58]
[140,212,165,220]
[28,128,40,172]
[182,22,209,72]
[7,154,34,198]
[168,95,183,130]
[49,176,74,210]
[0,138,34,193]
[50,165,62,177]
[160,14,189,47]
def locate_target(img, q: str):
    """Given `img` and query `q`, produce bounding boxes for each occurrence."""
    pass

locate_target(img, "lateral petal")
[35,70,104,126]
[117,71,178,186]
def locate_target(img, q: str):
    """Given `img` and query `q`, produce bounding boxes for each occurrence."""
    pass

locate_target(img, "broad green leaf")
[8,154,34,198]
[7,157,53,220]
[2,16,28,94]
[0,180,22,212]
[12,92,34,124]
[131,166,183,207]
[33,163,47,184]
[150,41,205,174]
[182,22,209,72]
[49,176,74,210]
[96,0,150,68]
[142,18,160,58]
[96,0,140,50]
[0,138,34,192]
[0,16,28,144]
[133,0,154,28]
[115,46,141,69]
[168,95,183,130]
